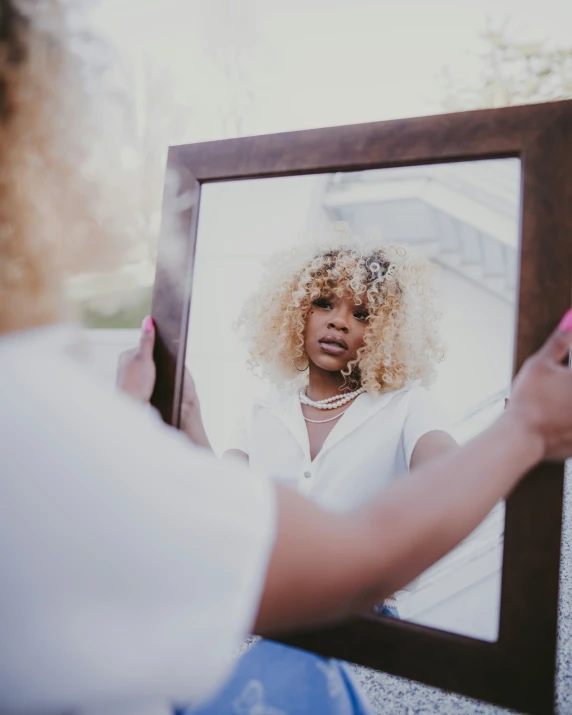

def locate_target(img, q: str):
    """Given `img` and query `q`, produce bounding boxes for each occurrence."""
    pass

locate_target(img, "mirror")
[155,101,572,714]
[185,158,520,642]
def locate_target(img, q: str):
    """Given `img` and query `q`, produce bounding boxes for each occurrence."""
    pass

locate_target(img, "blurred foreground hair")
[0,0,140,334]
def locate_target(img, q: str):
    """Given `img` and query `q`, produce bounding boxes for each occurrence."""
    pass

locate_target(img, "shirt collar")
[266,381,421,463]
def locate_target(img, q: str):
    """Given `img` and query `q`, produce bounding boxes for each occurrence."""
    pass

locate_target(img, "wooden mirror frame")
[150,100,572,715]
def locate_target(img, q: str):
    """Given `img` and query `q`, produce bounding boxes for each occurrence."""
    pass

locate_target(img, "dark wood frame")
[151,100,572,715]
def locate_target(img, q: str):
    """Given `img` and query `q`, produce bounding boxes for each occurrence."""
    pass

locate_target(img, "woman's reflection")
[182,238,458,615]
[186,238,457,501]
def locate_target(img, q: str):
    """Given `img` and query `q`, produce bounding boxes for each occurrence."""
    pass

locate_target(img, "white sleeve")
[0,348,276,714]
[402,387,452,468]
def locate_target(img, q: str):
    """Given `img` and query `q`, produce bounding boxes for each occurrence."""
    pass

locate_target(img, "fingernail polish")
[558,308,572,332]
[142,316,153,333]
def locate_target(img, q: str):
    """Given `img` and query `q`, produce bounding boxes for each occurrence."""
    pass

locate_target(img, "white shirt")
[228,383,451,513]
[0,326,276,715]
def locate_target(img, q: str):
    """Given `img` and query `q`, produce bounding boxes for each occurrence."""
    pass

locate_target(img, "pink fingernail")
[558,308,572,332]
[142,316,153,333]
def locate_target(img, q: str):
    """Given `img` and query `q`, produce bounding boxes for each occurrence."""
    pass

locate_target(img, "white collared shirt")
[228,383,451,513]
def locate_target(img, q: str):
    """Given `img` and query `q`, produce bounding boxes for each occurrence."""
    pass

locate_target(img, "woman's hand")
[116,316,156,403]
[116,316,212,450]
[506,310,572,462]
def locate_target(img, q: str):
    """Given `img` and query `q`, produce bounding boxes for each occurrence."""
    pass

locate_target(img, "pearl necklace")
[303,408,351,424]
[299,386,366,410]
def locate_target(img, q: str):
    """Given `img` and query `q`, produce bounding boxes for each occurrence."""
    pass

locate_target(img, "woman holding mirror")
[5,2,572,713]
[119,239,459,713]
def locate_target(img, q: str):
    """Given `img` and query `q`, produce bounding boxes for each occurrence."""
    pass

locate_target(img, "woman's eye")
[312,297,332,309]
[354,310,369,322]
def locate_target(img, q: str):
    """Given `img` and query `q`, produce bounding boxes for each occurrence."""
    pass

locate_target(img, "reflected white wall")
[433,267,514,437]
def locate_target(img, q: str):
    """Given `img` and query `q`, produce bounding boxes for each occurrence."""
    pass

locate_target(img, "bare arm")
[180,401,213,451]
[410,430,458,469]
[255,411,538,635]
[391,430,459,593]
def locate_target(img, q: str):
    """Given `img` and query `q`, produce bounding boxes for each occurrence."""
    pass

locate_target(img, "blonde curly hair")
[236,236,445,393]
[0,0,140,335]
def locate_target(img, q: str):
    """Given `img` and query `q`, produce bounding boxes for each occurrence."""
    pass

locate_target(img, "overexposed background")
[75,0,572,324]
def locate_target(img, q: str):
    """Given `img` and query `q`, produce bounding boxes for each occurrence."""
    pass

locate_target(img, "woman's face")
[304,290,369,372]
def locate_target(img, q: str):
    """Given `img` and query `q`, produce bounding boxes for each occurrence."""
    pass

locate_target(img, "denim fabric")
[372,603,400,618]
[175,639,372,715]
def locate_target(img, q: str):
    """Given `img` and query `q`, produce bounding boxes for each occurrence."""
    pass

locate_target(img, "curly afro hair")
[236,235,445,393]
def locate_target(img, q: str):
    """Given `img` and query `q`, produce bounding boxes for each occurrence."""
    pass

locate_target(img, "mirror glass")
[186,159,520,641]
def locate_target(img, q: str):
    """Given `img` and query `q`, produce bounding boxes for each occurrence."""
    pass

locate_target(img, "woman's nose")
[328,312,349,333]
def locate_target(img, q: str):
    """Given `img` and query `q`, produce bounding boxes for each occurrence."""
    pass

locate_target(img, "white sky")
[89,0,572,142]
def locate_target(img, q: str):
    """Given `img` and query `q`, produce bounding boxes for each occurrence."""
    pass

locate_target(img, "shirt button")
[304,471,311,479]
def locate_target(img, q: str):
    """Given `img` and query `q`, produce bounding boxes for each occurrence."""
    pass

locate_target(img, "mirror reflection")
[186,159,520,641]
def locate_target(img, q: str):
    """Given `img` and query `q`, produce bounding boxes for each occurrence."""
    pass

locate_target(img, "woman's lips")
[319,340,347,355]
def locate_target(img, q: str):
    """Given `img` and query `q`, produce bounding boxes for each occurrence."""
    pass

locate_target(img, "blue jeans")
[373,603,400,618]
[176,607,399,714]
[175,640,373,715]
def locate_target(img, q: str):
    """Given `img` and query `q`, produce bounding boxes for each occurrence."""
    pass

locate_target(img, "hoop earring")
[292,357,309,372]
